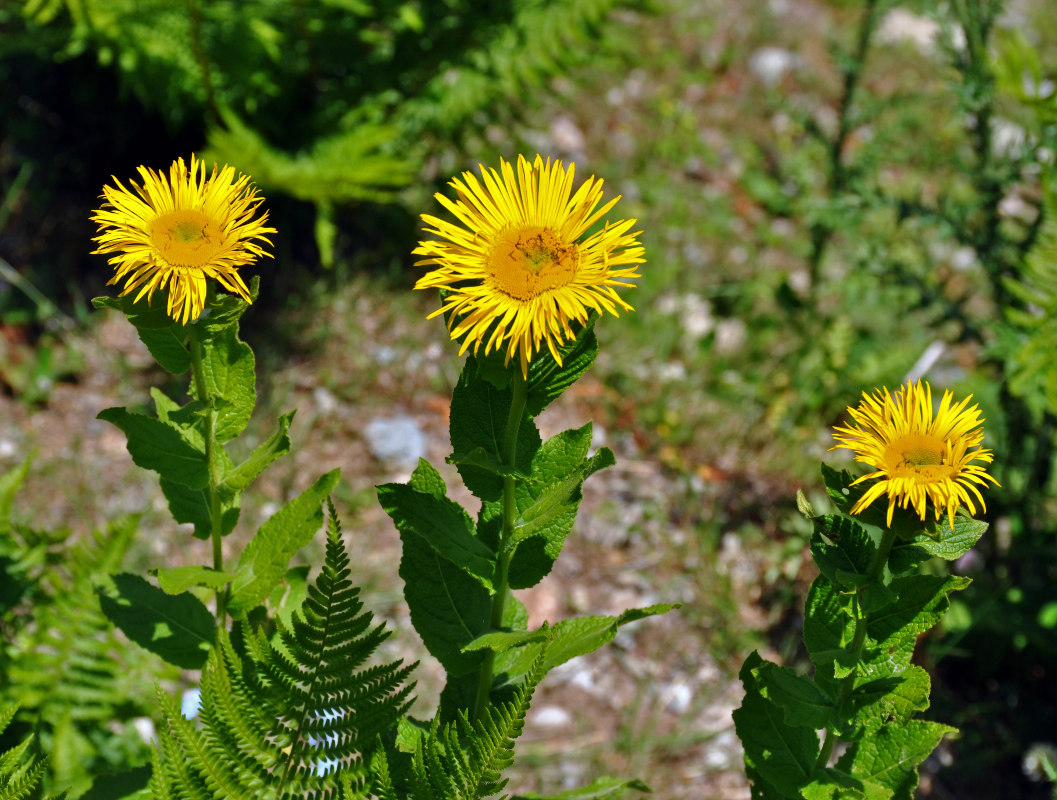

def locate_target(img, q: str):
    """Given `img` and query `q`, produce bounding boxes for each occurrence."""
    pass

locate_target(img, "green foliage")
[734,464,982,800]
[151,503,415,800]
[0,705,67,800]
[0,479,163,797]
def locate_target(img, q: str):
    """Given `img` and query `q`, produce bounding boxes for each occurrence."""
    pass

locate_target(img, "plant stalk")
[814,522,899,769]
[190,334,228,623]
[472,372,528,721]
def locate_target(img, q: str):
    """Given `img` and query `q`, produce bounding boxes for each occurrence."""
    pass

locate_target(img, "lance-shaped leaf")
[845,666,931,737]
[507,424,615,589]
[219,410,296,497]
[97,407,209,489]
[840,720,955,800]
[449,368,542,501]
[866,574,971,654]
[394,461,492,678]
[733,651,820,799]
[190,324,255,443]
[226,469,340,615]
[97,573,215,669]
[378,465,497,593]
[464,605,675,690]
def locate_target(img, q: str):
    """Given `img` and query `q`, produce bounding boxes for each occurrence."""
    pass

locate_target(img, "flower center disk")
[887,435,950,480]
[149,210,225,269]
[487,225,579,301]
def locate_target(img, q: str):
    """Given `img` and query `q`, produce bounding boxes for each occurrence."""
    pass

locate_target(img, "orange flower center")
[886,434,952,481]
[487,225,579,300]
[149,210,225,269]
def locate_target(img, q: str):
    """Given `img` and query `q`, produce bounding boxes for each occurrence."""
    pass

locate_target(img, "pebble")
[531,705,574,728]
[748,47,800,88]
[364,416,427,467]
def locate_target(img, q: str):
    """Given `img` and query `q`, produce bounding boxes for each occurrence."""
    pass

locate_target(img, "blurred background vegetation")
[2,0,1057,797]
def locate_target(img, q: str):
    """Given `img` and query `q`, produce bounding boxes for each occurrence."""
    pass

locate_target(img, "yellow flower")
[831,380,999,527]
[92,154,275,325]
[413,154,644,376]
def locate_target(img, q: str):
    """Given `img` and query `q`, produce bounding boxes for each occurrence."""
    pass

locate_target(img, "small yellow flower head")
[413,154,645,377]
[831,380,999,527]
[92,154,276,325]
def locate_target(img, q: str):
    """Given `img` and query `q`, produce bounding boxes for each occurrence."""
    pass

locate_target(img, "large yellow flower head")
[413,154,645,376]
[831,380,999,527]
[92,154,275,325]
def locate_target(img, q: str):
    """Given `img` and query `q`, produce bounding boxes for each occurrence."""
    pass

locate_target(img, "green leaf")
[450,368,541,501]
[219,411,295,497]
[472,605,676,690]
[226,469,341,615]
[843,720,955,800]
[800,769,892,800]
[0,458,31,531]
[191,324,255,443]
[152,566,233,595]
[888,516,988,573]
[137,326,190,374]
[508,424,615,589]
[846,667,930,736]
[524,322,599,416]
[158,478,240,540]
[98,407,209,489]
[811,515,876,590]
[93,293,187,330]
[752,661,835,730]
[396,461,492,678]
[513,776,652,799]
[733,651,820,798]
[377,476,497,593]
[866,575,971,653]
[804,576,857,687]
[97,573,215,669]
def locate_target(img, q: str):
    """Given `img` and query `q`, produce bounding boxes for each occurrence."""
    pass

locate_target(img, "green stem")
[472,372,528,722]
[814,523,899,770]
[190,335,228,623]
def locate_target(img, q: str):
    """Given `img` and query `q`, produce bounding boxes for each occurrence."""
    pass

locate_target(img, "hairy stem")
[190,335,228,624]
[814,523,899,769]
[472,372,528,722]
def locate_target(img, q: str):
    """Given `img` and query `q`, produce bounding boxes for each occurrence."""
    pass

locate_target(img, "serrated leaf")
[734,651,820,798]
[191,324,255,443]
[508,425,615,588]
[152,566,233,595]
[450,369,541,501]
[804,576,857,689]
[524,322,599,417]
[226,469,340,615]
[800,769,892,800]
[811,515,876,590]
[479,606,676,690]
[844,720,955,799]
[219,410,295,497]
[866,575,971,652]
[752,661,835,730]
[137,326,190,374]
[98,408,209,489]
[888,516,988,573]
[377,478,497,593]
[846,667,930,736]
[97,573,215,669]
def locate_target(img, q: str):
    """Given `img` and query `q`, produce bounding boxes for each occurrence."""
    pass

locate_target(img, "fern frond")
[0,706,67,800]
[152,500,415,800]
[392,651,547,800]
